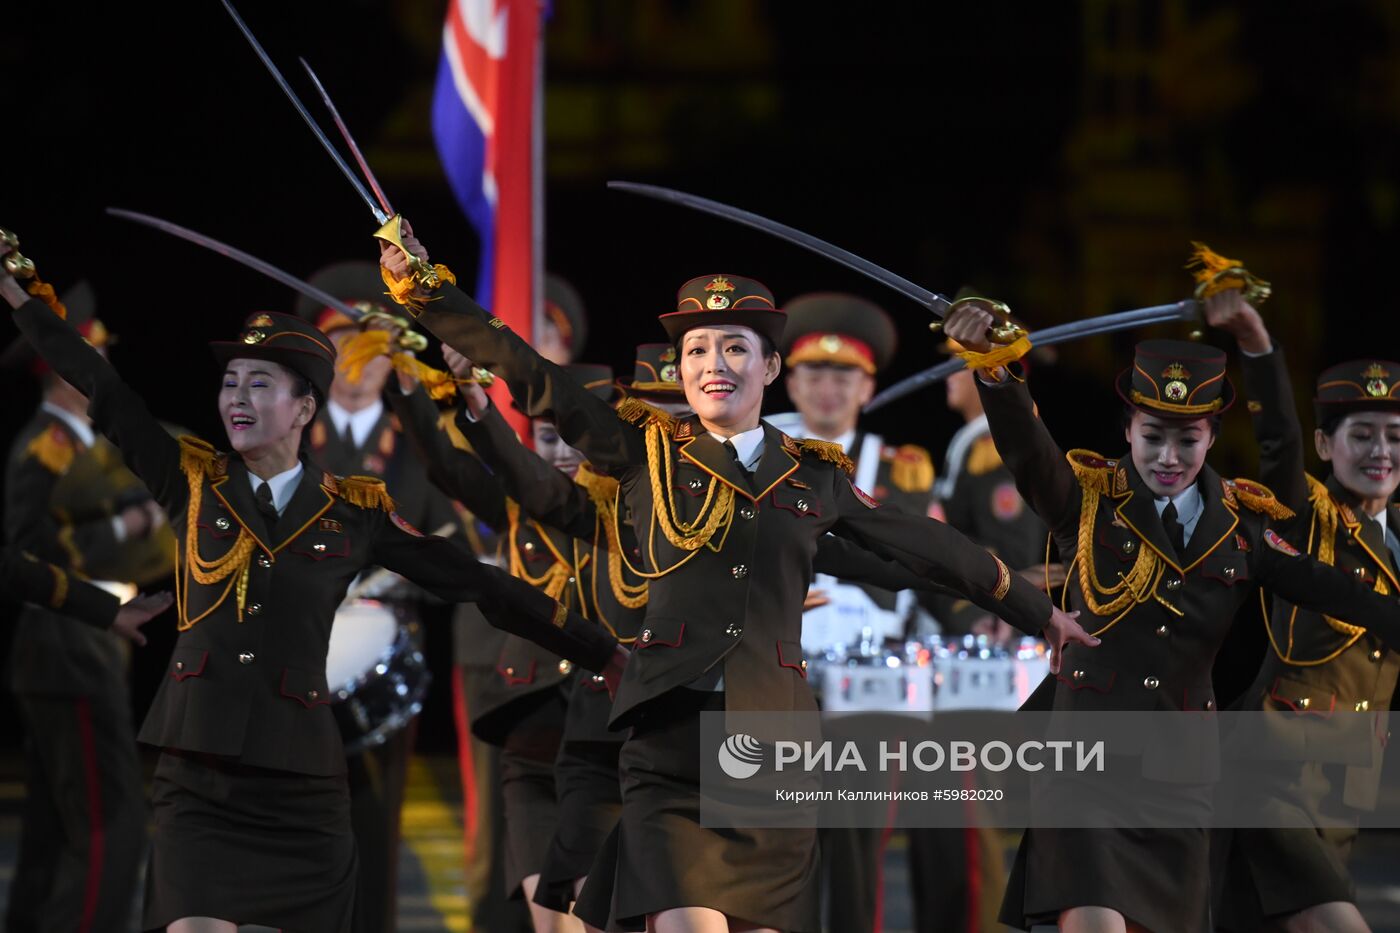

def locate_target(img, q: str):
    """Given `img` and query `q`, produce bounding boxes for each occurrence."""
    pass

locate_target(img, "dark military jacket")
[932,417,1051,634]
[410,282,1054,730]
[976,371,1400,719]
[1,546,121,630]
[1237,347,1400,810]
[5,408,132,696]
[308,401,458,537]
[12,296,618,776]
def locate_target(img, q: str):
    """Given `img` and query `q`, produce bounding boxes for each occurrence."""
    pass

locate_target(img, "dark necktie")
[723,439,755,492]
[255,481,280,523]
[1161,501,1186,556]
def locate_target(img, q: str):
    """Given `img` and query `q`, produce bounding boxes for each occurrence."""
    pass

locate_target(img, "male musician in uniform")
[765,292,948,933]
[295,260,460,933]
[3,287,170,932]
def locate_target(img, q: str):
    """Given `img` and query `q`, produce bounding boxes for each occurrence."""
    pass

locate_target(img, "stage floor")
[0,754,1395,932]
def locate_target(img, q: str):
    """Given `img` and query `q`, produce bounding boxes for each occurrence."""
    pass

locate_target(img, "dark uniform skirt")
[534,738,623,912]
[143,749,357,933]
[573,690,821,933]
[999,769,1213,933]
[499,688,568,898]
[1212,760,1361,930]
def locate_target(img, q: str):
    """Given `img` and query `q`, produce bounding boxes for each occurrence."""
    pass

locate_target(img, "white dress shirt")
[1152,482,1204,547]
[327,399,384,450]
[246,462,305,517]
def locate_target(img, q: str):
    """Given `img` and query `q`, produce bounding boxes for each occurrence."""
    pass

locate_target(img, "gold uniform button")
[257,554,272,569]
[1143,676,1160,690]
[725,623,742,637]
[1121,540,1136,554]
[731,565,748,579]
[739,506,756,520]
[640,629,653,643]
[1370,649,1383,662]
[1165,578,1182,591]
[1356,700,1370,712]
[795,499,809,512]
[567,577,576,586]
[1355,566,1366,577]
[214,517,231,531]
[688,479,704,491]
[175,661,184,671]
[307,689,319,701]
[1204,699,1216,711]
[238,652,255,665]
[1071,670,1086,681]
[504,666,515,676]
[1298,697,1311,709]
[1155,625,1169,638]
[522,541,535,553]
[558,660,573,675]
[246,603,262,616]
[1223,566,1236,579]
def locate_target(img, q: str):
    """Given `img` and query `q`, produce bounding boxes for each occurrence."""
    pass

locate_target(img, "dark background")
[3,0,1399,745]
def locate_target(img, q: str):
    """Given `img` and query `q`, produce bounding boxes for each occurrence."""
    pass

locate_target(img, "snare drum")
[930,636,1049,711]
[326,598,432,754]
[817,640,936,715]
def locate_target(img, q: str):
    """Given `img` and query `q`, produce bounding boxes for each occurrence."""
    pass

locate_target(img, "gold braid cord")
[1305,475,1381,637]
[47,564,68,610]
[576,465,648,612]
[505,500,575,601]
[176,437,255,630]
[647,421,735,551]
[1066,452,1163,635]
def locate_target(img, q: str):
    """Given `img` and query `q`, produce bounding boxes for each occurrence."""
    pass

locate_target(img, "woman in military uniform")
[378,228,1093,933]
[1206,286,1400,932]
[0,243,622,933]
[942,301,1400,933]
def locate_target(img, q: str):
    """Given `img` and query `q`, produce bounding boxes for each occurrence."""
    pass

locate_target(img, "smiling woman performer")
[1205,288,1400,933]
[0,244,622,933]
[378,230,1094,933]
[941,301,1400,933]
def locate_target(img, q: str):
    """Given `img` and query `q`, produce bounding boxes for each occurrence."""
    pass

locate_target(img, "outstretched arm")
[378,230,645,472]
[1,259,185,511]
[1255,527,1400,646]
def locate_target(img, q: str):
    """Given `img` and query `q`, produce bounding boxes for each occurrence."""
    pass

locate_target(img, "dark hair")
[1120,404,1220,437]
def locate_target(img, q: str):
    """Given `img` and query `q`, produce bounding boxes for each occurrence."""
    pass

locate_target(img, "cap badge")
[705,276,735,310]
[660,346,676,363]
[1162,362,1190,402]
[660,363,678,383]
[818,334,843,354]
[249,314,275,328]
[243,329,267,345]
[1363,363,1391,398]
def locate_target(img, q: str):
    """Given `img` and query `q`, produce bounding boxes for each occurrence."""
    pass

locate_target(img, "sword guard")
[3,252,36,280]
[374,214,441,290]
[945,296,1027,346]
[0,227,19,249]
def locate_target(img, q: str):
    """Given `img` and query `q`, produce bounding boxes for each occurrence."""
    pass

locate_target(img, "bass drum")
[325,598,431,755]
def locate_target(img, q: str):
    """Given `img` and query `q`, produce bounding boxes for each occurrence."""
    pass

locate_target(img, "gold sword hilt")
[929,295,1027,346]
[359,309,429,353]
[373,214,441,290]
[0,227,36,280]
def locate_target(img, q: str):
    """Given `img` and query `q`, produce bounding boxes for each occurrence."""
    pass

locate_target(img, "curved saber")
[218,0,388,224]
[106,208,369,322]
[865,300,1198,413]
[608,181,953,317]
[300,57,395,218]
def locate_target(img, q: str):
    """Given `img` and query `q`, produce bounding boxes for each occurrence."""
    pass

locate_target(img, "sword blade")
[299,57,395,218]
[607,181,952,317]
[218,0,387,224]
[105,208,368,323]
[865,300,1197,413]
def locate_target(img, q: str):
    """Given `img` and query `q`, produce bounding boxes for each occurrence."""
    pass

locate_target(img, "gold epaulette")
[885,444,935,492]
[1066,449,1115,494]
[337,475,395,512]
[966,436,1003,477]
[800,438,855,477]
[616,397,674,430]
[177,435,223,479]
[1227,477,1295,521]
[27,425,74,475]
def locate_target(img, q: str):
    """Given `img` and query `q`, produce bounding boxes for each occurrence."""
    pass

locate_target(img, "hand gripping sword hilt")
[929,296,1027,346]
[373,214,440,290]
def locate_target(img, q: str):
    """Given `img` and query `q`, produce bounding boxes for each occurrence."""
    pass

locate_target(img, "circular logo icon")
[1366,378,1389,398]
[707,294,731,310]
[991,481,1024,521]
[717,733,764,780]
[1163,380,1188,402]
[660,363,678,384]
